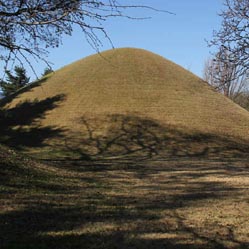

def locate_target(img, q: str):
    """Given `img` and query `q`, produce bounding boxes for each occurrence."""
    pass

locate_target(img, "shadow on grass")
[0,69,247,161]
[0,144,79,195]
[0,111,248,160]
[57,114,249,160]
[0,208,234,249]
[0,94,66,149]
[0,92,248,159]
[0,156,249,249]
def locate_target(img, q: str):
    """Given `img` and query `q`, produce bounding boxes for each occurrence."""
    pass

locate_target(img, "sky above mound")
[29,1,223,79]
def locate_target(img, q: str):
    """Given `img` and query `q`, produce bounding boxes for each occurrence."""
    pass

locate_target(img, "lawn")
[1,150,248,249]
[0,48,249,248]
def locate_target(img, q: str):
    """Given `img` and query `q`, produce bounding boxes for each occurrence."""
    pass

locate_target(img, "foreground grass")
[0,147,248,249]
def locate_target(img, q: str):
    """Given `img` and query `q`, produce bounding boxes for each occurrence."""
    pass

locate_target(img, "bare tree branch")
[209,0,249,77]
[0,1,173,77]
[203,47,248,102]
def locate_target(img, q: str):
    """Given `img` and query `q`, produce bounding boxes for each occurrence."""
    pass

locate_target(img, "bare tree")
[0,1,172,76]
[203,48,248,101]
[210,0,249,77]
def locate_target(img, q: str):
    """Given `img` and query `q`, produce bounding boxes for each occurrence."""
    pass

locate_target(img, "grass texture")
[0,145,248,249]
[0,48,249,248]
[0,48,249,159]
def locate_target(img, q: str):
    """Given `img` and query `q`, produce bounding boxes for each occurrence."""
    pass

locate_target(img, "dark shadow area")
[0,144,77,194]
[60,114,249,160]
[0,94,65,149]
[0,156,248,249]
[0,208,238,249]
[1,93,248,160]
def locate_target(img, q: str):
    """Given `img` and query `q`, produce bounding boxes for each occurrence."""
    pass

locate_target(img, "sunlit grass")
[0,48,249,248]
[1,48,249,159]
[1,145,248,248]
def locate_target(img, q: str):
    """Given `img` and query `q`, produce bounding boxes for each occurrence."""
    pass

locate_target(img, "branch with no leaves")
[0,0,173,78]
[209,0,249,77]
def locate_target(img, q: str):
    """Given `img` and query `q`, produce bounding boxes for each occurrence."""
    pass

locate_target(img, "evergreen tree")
[0,66,30,96]
[42,67,54,77]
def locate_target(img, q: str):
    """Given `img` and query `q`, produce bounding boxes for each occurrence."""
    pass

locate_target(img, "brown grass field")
[0,145,248,249]
[0,48,248,248]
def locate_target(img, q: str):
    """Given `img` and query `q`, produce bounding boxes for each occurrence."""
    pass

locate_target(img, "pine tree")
[42,67,54,77]
[0,66,30,96]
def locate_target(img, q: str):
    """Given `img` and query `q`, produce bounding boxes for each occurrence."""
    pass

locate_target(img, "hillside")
[0,48,249,249]
[1,48,249,159]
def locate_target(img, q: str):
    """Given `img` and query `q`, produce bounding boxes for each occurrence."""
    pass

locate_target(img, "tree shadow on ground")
[0,94,66,149]
[59,114,249,160]
[1,99,248,160]
[0,156,248,249]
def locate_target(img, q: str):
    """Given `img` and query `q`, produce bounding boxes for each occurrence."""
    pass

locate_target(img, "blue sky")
[38,0,224,78]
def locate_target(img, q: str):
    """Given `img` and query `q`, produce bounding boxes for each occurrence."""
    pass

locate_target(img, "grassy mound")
[1,48,248,249]
[1,48,249,159]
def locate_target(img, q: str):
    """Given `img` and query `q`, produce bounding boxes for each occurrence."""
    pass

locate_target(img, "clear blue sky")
[36,0,224,79]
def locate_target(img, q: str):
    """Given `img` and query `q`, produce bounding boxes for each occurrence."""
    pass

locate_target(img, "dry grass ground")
[0,145,248,249]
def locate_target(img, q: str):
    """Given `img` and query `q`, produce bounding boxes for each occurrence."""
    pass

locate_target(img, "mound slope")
[1,48,249,159]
